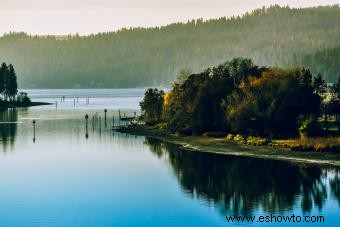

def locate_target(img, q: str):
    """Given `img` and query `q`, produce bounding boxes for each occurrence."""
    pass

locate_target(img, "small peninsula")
[0,62,50,110]
[118,58,340,165]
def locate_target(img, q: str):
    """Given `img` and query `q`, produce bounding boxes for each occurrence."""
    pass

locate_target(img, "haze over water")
[0,89,339,227]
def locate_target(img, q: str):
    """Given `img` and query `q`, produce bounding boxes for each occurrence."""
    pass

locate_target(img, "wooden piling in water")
[104,109,107,126]
[92,115,94,130]
[99,116,102,131]
[85,114,89,139]
[32,120,36,142]
[118,110,121,126]
[85,114,89,126]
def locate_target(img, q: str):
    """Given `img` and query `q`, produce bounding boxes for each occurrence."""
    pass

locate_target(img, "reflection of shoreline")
[0,109,18,151]
[145,137,340,216]
[117,125,340,167]
[0,102,51,110]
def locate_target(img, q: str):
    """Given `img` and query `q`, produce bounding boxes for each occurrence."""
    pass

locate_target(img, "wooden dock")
[120,116,135,121]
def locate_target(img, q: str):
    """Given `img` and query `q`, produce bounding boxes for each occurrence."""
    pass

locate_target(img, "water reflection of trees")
[330,170,340,206]
[0,109,18,151]
[145,138,339,216]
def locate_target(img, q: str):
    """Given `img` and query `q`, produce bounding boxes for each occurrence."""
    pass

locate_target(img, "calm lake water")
[0,89,339,227]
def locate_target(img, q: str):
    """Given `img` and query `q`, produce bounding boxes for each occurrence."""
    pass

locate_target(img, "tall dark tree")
[299,68,313,88]
[7,64,18,101]
[228,58,257,88]
[328,78,340,125]
[0,63,8,100]
[140,88,164,125]
[313,73,327,95]
[334,78,340,99]
[315,74,330,130]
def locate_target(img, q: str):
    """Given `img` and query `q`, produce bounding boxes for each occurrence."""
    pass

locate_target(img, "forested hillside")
[0,5,339,88]
[290,47,340,82]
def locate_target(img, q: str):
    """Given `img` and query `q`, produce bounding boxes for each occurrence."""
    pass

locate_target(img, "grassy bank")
[116,125,340,167]
[224,134,340,153]
[275,137,340,152]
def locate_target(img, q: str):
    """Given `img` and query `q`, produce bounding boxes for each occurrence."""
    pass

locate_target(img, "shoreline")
[0,102,51,110]
[116,125,340,167]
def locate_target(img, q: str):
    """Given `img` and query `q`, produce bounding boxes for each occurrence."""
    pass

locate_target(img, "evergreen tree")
[299,68,313,88]
[140,88,164,125]
[328,78,340,126]
[335,78,340,99]
[177,68,192,85]
[7,64,18,101]
[0,63,8,100]
[313,73,327,95]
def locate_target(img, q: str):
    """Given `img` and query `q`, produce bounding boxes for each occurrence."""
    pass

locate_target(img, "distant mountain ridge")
[0,5,339,88]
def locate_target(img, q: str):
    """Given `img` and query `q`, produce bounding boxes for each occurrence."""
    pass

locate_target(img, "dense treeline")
[290,47,340,82]
[141,58,340,138]
[0,5,340,88]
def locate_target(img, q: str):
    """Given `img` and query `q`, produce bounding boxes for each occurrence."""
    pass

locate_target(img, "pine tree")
[335,78,340,99]
[7,64,18,101]
[313,73,326,95]
[0,63,8,100]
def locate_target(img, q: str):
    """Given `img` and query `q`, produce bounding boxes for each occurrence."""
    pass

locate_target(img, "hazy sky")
[0,0,339,35]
